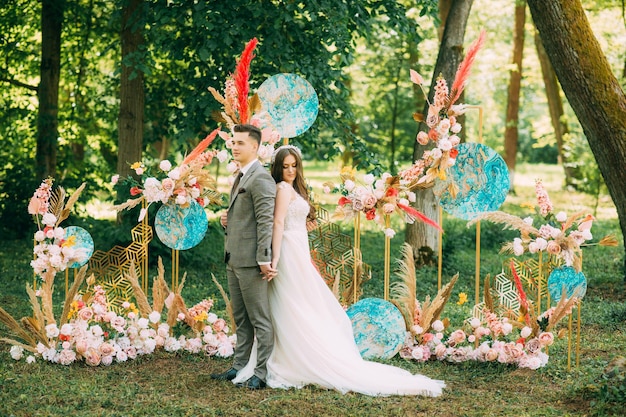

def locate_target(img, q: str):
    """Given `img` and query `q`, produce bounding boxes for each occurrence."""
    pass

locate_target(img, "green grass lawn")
[1,162,625,416]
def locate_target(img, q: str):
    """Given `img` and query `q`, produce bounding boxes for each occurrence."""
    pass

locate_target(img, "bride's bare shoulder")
[277,181,291,190]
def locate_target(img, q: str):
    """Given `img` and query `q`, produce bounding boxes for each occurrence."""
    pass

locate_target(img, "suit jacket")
[224,160,275,267]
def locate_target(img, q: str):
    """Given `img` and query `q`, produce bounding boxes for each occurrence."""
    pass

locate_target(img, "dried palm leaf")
[0,307,37,347]
[468,211,540,236]
[546,288,581,332]
[48,186,66,226]
[124,262,152,317]
[25,285,45,331]
[57,182,86,224]
[390,243,416,330]
[420,273,459,333]
[207,86,226,105]
[0,338,37,353]
[212,273,235,332]
[20,316,49,346]
[59,266,89,326]
[561,210,588,233]
[113,196,145,212]
[40,279,56,326]
[483,274,494,312]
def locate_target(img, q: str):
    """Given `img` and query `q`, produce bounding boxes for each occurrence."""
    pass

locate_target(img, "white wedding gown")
[233,188,445,396]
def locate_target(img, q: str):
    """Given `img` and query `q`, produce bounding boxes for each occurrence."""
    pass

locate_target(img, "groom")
[212,124,276,390]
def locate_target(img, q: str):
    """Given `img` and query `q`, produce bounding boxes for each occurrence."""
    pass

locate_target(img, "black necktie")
[231,171,243,199]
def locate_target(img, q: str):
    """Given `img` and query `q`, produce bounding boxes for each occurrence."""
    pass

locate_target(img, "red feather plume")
[449,30,486,106]
[510,260,531,325]
[183,127,220,164]
[233,38,258,124]
[397,203,443,233]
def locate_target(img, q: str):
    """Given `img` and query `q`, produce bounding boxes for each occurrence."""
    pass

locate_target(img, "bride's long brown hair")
[270,147,316,221]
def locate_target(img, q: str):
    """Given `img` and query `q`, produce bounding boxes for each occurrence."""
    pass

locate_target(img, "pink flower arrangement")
[12,291,236,366]
[400,30,486,196]
[113,129,223,222]
[28,179,88,282]
[324,167,441,236]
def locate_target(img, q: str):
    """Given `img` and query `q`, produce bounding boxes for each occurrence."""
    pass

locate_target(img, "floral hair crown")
[271,145,302,164]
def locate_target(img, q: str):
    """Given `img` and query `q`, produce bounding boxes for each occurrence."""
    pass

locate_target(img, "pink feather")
[397,203,443,232]
[183,128,220,164]
[449,30,486,106]
[233,38,258,124]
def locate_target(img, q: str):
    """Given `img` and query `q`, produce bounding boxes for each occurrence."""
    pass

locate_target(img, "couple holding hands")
[211,124,444,397]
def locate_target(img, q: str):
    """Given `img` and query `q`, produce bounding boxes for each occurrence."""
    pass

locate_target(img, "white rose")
[217,150,229,163]
[432,320,444,332]
[10,345,24,360]
[521,326,532,338]
[159,160,172,171]
[45,323,60,338]
[42,213,57,226]
[523,217,534,226]
[34,231,46,242]
[148,311,161,324]
[556,211,567,222]
[363,174,375,185]
[168,168,181,180]
[431,148,443,160]
[344,180,355,192]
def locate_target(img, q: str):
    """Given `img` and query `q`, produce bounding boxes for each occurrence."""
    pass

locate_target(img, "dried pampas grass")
[212,273,235,333]
[390,243,417,330]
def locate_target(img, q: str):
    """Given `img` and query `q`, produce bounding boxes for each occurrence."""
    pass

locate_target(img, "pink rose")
[525,338,542,354]
[382,203,395,215]
[212,318,226,333]
[362,193,378,209]
[447,329,466,347]
[75,339,88,356]
[485,349,498,361]
[538,332,554,347]
[78,307,94,321]
[111,316,126,331]
[434,343,447,359]
[546,240,561,255]
[84,347,101,366]
[99,342,115,357]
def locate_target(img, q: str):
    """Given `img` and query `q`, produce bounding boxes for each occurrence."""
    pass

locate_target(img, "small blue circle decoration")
[548,266,587,302]
[433,142,510,220]
[154,201,208,250]
[256,73,319,138]
[64,226,94,268]
[346,297,406,360]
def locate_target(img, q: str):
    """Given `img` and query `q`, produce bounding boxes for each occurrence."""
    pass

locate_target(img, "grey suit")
[224,160,275,381]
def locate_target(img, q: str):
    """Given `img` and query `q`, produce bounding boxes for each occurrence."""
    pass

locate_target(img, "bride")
[232,145,445,397]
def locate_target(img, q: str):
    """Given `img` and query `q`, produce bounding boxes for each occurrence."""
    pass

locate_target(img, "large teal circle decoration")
[433,142,510,220]
[154,201,208,250]
[64,226,94,268]
[346,298,407,360]
[548,266,587,301]
[256,73,319,138]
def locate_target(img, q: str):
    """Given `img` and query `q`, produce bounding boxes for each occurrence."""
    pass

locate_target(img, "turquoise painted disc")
[257,73,318,138]
[548,266,587,301]
[434,142,510,220]
[64,226,94,268]
[346,297,406,360]
[154,201,208,250]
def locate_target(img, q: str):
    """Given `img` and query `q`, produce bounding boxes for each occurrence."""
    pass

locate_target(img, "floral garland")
[324,167,441,237]
[400,30,486,197]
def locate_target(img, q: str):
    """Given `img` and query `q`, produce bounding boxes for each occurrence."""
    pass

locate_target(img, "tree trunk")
[117,0,145,180]
[533,29,574,187]
[527,0,626,277]
[405,0,474,263]
[503,1,526,193]
[36,0,64,180]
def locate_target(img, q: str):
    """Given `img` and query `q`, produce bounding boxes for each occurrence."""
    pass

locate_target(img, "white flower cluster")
[30,213,86,280]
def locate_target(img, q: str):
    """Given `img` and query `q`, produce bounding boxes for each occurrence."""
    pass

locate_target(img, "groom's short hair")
[234,124,262,144]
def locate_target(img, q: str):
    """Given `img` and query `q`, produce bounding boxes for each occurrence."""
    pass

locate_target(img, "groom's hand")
[260,264,276,281]
[220,212,228,228]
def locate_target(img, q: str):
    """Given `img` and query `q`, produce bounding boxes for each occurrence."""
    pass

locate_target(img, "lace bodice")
[280,183,309,232]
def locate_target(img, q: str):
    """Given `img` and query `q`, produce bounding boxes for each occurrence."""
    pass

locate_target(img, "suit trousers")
[227,263,274,381]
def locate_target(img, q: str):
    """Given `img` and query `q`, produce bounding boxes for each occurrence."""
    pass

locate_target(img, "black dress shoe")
[236,375,267,390]
[210,367,238,381]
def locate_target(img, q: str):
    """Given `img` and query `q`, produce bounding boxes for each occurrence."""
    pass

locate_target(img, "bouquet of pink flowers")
[324,167,441,237]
